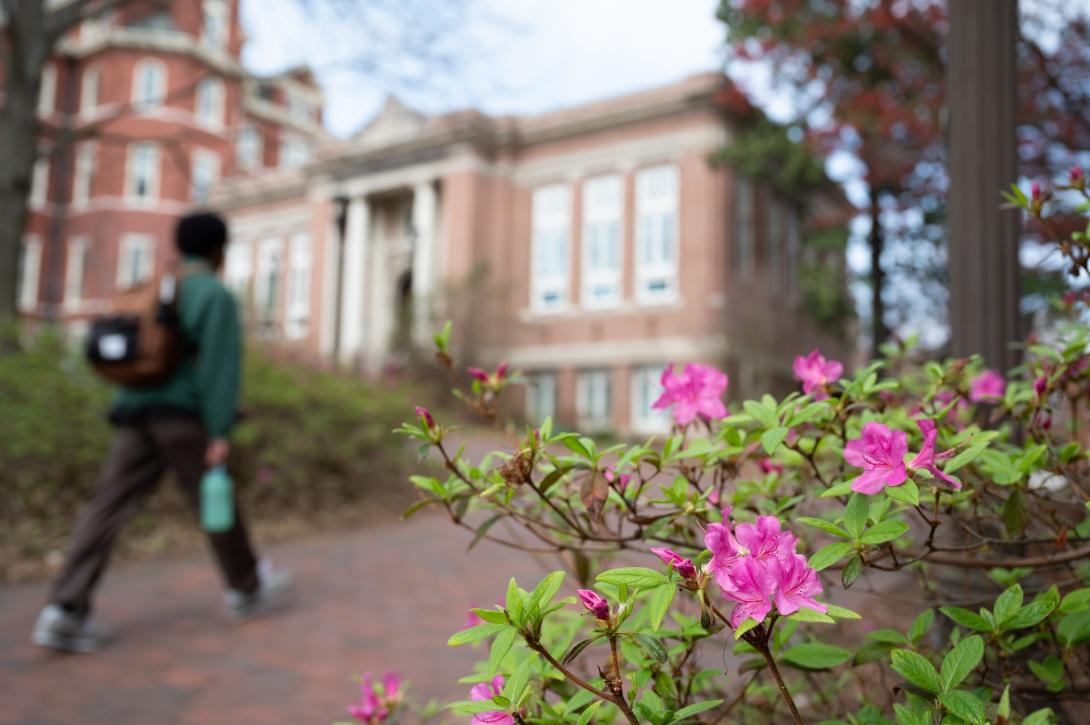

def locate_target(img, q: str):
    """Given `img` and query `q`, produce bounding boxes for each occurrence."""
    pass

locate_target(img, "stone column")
[411,179,438,347]
[365,208,391,372]
[339,196,369,365]
[947,0,1021,371]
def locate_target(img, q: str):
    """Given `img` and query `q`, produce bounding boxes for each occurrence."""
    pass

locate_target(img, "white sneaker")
[225,561,292,621]
[31,604,108,653]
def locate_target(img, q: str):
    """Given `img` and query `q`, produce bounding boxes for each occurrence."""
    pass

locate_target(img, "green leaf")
[558,434,592,458]
[997,685,1011,718]
[596,567,669,590]
[860,519,910,545]
[939,690,986,724]
[734,618,760,640]
[809,542,854,571]
[820,480,855,498]
[468,514,503,551]
[1001,489,1030,537]
[670,699,724,722]
[503,657,533,706]
[867,629,909,645]
[788,607,836,624]
[940,635,984,691]
[448,622,509,647]
[647,584,676,631]
[887,479,920,506]
[1057,610,1090,646]
[487,628,517,676]
[562,637,598,666]
[890,649,943,694]
[841,555,861,589]
[761,426,790,454]
[526,570,566,615]
[633,633,669,664]
[797,517,851,538]
[843,494,869,538]
[1022,708,1056,725]
[448,699,509,715]
[893,703,930,725]
[779,643,852,670]
[1004,599,1057,632]
[939,606,992,632]
[825,604,862,620]
[944,441,990,474]
[743,399,779,428]
[908,609,934,645]
[993,584,1024,625]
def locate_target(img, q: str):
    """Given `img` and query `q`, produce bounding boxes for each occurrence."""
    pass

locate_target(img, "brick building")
[213,73,852,435]
[15,0,326,328]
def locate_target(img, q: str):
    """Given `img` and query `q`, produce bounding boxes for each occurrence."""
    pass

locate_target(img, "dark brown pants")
[50,417,259,617]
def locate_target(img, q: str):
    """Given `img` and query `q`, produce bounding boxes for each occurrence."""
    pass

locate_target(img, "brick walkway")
[0,510,554,725]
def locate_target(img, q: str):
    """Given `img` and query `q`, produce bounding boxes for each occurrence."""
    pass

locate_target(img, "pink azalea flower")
[469,676,514,725]
[932,389,969,428]
[759,458,784,475]
[907,419,961,489]
[771,554,827,617]
[792,349,844,400]
[604,467,633,489]
[464,608,484,629]
[719,556,776,628]
[577,589,610,620]
[734,516,798,564]
[414,405,435,428]
[650,548,697,579]
[1034,375,1049,401]
[495,361,509,380]
[652,363,729,426]
[843,422,909,495]
[349,672,401,724]
[707,487,720,506]
[969,369,1005,403]
[467,367,490,383]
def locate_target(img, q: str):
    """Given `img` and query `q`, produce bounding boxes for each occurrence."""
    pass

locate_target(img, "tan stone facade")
[215,73,850,435]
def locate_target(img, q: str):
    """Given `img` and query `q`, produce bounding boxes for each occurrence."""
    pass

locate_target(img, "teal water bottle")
[201,465,234,532]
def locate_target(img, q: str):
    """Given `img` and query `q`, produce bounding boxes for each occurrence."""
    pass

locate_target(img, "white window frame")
[132,58,166,114]
[634,164,679,304]
[18,236,43,312]
[237,122,263,171]
[64,236,89,311]
[530,184,571,312]
[196,77,225,128]
[526,373,557,424]
[117,234,155,289]
[191,148,220,203]
[201,0,229,50]
[38,64,57,116]
[279,133,310,170]
[736,176,754,277]
[285,232,312,339]
[72,142,96,210]
[576,370,612,430]
[80,66,100,118]
[255,238,284,326]
[630,365,671,434]
[581,175,623,309]
[30,157,49,209]
[225,240,253,300]
[126,142,160,205]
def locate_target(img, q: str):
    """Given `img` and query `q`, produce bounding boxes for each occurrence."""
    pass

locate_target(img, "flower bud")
[577,589,610,620]
[414,405,435,429]
[650,547,697,579]
[1031,180,1042,200]
[467,367,489,383]
[496,361,509,380]
[1072,165,1084,184]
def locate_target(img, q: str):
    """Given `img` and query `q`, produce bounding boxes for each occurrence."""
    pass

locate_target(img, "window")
[64,237,89,311]
[279,134,310,170]
[286,233,312,339]
[73,143,96,209]
[38,65,57,116]
[631,365,671,433]
[577,370,612,429]
[735,176,754,277]
[191,149,220,203]
[202,0,229,50]
[635,165,678,302]
[530,184,571,311]
[18,236,42,312]
[117,234,155,289]
[132,58,166,113]
[581,175,622,308]
[225,240,252,299]
[237,123,263,171]
[196,77,225,127]
[286,88,310,121]
[127,142,160,204]
[30,157,49,209]
[767,198,784,290]
[526,373,557,424]
[255,238,283,326]
[80,66,100,117]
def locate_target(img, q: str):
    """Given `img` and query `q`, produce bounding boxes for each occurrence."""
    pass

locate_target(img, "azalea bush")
[371,175,1090,724]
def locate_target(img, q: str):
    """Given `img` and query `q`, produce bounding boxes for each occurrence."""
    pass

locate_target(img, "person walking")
[32,212,291,653]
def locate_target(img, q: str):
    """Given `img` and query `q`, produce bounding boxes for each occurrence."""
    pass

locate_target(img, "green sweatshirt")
[112,258,242,438]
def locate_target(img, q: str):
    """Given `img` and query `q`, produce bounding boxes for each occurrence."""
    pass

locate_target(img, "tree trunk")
[947,0,1022,371]
[868,187,886,360]
[0,0,50,327]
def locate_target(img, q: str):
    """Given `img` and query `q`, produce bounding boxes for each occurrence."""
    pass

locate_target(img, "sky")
[241,0,727,138]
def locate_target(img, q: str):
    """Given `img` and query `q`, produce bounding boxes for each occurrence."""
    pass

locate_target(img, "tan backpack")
[85,266,194,387]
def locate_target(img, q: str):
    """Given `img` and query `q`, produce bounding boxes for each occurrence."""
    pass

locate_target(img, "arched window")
[80,66,100,117]
[132,58,166,113]
[202,0,229,50]
[196,77,225,127]
[237,123,263,171]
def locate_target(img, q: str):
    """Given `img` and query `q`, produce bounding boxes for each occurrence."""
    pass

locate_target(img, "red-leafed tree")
[717,0,1090,356]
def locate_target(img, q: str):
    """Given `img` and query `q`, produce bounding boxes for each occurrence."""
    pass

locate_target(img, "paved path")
[0,510,553,725]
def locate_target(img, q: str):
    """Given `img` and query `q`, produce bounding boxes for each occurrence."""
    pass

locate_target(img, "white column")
[411,179,438,346]
[318,208,341,358]
[339,196,369,364]
[365,214,390,372]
